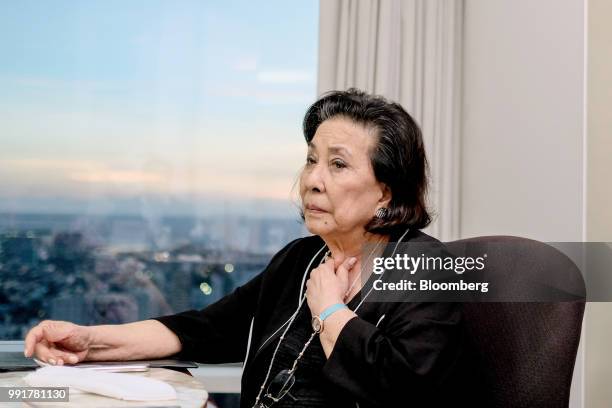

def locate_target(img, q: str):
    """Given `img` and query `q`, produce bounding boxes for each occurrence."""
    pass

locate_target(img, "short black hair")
[302,88,431,233]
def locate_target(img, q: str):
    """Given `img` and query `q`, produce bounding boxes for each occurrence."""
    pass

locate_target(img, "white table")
[0,367,208,407]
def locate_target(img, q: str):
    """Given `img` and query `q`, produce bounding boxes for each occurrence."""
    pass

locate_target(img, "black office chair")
[453,236,585,408]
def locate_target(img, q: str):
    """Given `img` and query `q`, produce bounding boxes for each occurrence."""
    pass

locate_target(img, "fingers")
[33,341,79,365]
[41,321,72,343]
[320,255,336,271]
[33,340,54,364]
[336,257,357,283]
[25,320,66,357]
[339,256,357,271]
[310,256,356,285]
[50,346,80,365]
[24,320,79,364]
[24,324,45,357]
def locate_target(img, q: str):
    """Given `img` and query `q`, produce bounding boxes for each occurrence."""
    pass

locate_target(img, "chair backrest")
[453,236,585,408]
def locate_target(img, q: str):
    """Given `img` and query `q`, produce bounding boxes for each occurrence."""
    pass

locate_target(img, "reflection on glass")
[0,0,317,340]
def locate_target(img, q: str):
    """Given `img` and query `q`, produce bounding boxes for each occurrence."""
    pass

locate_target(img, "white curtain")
[318,0,463,241]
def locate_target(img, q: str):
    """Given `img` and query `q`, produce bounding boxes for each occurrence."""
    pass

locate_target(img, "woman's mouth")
[305,204,326,213]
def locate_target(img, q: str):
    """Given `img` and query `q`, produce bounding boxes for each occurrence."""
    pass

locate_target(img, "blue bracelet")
[319,303,348,321]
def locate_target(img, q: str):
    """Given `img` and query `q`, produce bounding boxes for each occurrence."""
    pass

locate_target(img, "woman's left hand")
[305,256,357,316]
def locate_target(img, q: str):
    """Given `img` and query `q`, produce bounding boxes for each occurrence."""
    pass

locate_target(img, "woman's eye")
[331,160,346,169]
[306,156,316,165]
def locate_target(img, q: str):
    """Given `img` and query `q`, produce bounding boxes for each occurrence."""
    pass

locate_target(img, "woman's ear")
[378,183,392,208]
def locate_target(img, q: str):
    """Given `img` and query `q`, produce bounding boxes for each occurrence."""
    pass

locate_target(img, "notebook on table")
[0,352,38,371]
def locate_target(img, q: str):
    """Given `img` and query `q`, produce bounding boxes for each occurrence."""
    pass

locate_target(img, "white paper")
[24,366,177,401]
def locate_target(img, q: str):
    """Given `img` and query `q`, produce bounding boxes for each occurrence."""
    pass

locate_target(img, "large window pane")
[0,0,318,340]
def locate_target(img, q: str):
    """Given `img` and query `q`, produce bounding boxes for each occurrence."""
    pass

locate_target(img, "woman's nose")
[303,163,325,193]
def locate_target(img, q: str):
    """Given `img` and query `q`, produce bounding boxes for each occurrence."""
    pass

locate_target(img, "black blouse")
[153,229,487,408]
[262,291,365,407]
[265,300,327,407]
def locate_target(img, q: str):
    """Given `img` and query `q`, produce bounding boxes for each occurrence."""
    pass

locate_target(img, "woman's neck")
[322,230,388,265]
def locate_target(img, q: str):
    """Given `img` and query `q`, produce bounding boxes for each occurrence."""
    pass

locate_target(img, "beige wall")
[461,0,584,242]
[586,0,612,241]
[585,0,612,406]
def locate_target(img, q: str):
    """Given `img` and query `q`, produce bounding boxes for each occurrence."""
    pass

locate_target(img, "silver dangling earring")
[375,207,388,219]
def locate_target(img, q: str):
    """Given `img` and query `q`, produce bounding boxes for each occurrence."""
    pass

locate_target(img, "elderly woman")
[24,89,481,407]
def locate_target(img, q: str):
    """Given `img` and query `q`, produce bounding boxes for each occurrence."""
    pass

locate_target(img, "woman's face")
[299,117,390,239]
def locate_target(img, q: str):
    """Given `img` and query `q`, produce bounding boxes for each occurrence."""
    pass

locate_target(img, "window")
[0,0,319,339]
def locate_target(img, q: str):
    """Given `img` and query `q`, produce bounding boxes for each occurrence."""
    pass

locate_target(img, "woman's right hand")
[24,320,93,365]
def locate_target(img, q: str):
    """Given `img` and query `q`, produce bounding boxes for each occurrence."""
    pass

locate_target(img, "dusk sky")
[0,0,319,217]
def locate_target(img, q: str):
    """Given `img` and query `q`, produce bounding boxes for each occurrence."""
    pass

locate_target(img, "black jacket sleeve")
[152,238,303,364]
[321,301,462,407]
[152,270,263,363]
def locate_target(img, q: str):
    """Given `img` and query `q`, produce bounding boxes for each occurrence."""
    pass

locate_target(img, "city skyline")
[0,212,307,339]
